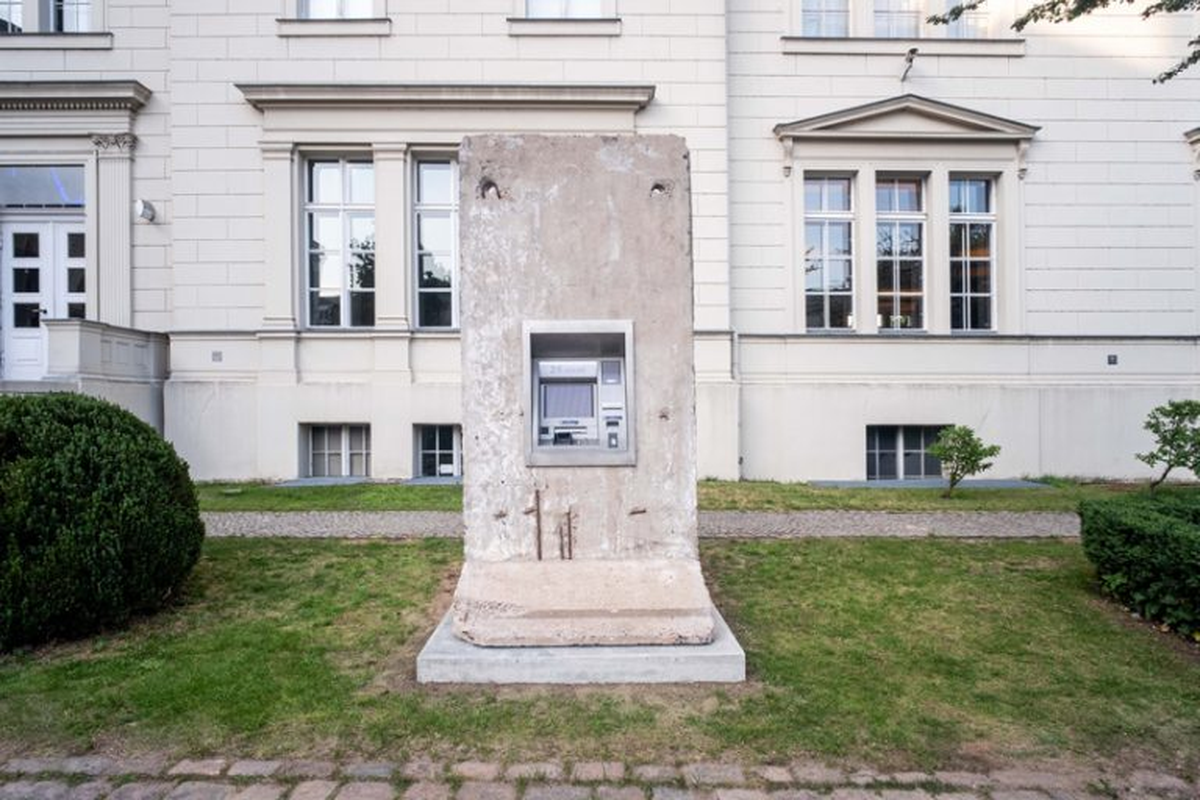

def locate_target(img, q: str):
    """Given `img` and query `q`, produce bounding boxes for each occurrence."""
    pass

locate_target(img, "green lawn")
[197,478,1146,513]
[2,538,1198,774]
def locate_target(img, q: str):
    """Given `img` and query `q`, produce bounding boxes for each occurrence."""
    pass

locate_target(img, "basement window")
[307,424,371,477]
[866,424,945,480]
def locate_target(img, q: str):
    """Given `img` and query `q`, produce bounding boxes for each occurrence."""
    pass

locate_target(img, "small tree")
[928,425,1002,498]
[1136,399,1200,491]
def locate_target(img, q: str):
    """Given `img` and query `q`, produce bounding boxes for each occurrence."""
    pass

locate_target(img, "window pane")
[421,426,437,450]
[419,254,452,289]
[327,453,343,477]
[950,222,966,258]
[805,295,825,329]
[827,259,852,292]
[418,162,453,205]
[951,262,965,295]
[68,303,85,319]
[309,212,342,251]
[310,292,341,326]
[903,453,922,478]
[419,292,453,327]
[968,179,990,213]
[969,296,992,330]
[969,261,990,293]
[14,304,40,328]
[826,178,850,210]
[348,163,374,204]
[300,0,338,18]
[309,252,341,290]
[951,297,964,330]
[898,260,922,291]
[309,162,341,203]
[898,223,922,256]
[878,450,897,479]
[898,295,923,328]
[421,453,437,477]
[949,180,965,214]
[877,426,897,451]
[342,0,373,18]
[67,232,85,258]
[877,260,894,292]
[827,222,851,256]
[349,249,375,289]
[805,259,823,292]
[13,268,39,293]
[0,166,84,208]
[895,179,921,211]
[0,1,23,32]
[418,213,453,253]
[804,180,823,210]
[829,295,853,328]
[925,453,942,475]
[438,425,454,449]
[350,453,366,476]
[876,184,893,213]
[876,224,894,258]
[349,291,375,327]
[14,233,39,258]
[968,223,991,257]
[68,267,86,293]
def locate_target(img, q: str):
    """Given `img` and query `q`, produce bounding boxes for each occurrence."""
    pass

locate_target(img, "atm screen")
[542,381,595,419]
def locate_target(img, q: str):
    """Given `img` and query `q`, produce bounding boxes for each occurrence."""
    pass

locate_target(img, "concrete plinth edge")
[416,606,745,684]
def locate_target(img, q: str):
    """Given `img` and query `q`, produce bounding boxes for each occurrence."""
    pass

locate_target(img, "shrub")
[927,425,1001,498]
[1135,399,1200,490]
[0,393,204,651]
[1079,493,1200,640]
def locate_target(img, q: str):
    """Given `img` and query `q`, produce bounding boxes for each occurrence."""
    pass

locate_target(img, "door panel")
[1,220,85,380]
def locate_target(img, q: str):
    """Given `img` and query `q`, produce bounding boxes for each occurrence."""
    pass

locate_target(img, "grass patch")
[196,478,1152,514]
[2,538,1198,773]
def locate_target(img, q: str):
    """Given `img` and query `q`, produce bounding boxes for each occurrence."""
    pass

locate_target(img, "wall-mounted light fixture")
[134,199,157,223]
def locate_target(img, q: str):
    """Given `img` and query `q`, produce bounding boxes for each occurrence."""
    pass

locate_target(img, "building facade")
[1,0,1197,482]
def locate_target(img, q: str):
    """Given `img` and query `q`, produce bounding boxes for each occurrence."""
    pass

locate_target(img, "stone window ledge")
[275,18,392,37]
[0,32,114,50]
[781,36,1025,56]
[507,17,622,37]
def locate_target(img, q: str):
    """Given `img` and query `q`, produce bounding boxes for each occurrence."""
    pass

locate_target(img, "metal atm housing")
[524,320,635,467]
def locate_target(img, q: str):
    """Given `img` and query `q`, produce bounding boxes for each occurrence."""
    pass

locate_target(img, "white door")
[0,220,86,380]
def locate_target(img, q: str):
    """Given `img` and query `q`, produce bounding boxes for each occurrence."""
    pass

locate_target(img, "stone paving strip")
[0,757,1191,800]
[200,511,1079,540]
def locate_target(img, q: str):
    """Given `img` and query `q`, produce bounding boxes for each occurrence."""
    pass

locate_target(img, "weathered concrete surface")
[447,134,723,652]
[417,609,746,684]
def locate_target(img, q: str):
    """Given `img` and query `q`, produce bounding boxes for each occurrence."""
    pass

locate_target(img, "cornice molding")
[774,93,1039,142]
[237,82,656,112]
[0,80,151,113]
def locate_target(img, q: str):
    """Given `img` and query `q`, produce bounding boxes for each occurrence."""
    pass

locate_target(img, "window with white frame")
[307,424,371,478]
[945,0,988,37]
[526,0,604,18]
[298,0,373,19]
[949,176,995,331]
[804,175,854,330]
[876,176,925,330]
[874,0,920,37]
[0,0,22,31]
[51,0,90,31]
[413,158,459,329]
[305,158,375,328]
[800,0,849,37]
[416,425,461,478]
[866,425,945,480]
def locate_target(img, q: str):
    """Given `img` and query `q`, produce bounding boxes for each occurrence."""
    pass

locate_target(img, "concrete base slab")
[416,606,745,684]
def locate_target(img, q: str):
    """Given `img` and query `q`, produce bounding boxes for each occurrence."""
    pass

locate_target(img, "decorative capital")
[92,132,137,152]
[781,137,795,177]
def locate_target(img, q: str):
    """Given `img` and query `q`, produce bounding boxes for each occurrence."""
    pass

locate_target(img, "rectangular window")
[416,424,461,478]
[305,158,375,328]
[804,175,854,330]
[801,0,848,36]
[949,177,995,331]
[52,0,91,32]
[946,0,988,37]
[298,0,373,18]
[414,158,459,329]
[0,0,22,32]
[526,0,603,18]
[0,166,85,209]
[874,0,920,37]
[307,424,371,478]
[876,176,925,330]
[866,425,945,480]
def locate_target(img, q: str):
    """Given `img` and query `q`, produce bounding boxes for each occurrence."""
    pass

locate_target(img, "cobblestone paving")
[0,757,1190,800]
[200,511,1079,540]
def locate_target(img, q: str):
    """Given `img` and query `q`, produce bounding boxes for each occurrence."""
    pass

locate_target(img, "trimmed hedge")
[1079,493,1200,640]
[0,393,204,651]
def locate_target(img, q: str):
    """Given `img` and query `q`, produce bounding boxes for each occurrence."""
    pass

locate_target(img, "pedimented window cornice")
[774,94,1039,143]
[237,83,655,112]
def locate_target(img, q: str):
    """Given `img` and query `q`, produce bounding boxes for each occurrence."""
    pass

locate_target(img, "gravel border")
[201,510,1079,539]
